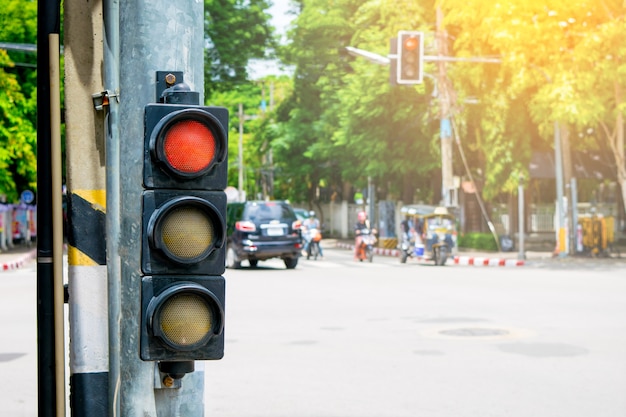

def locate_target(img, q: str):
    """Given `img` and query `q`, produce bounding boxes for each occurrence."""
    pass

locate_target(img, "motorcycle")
[305,228,322,260]
[399,233,425,264]
[399,205,456,266]
[356,228,376,262]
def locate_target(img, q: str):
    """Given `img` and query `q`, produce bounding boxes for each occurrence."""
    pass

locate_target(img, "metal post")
[368,176,375,230]
[104,0,121,413]
[518,176,525,260]
[117,0,206,414]
[36,0,60,414]
[555,121,567,256]
[436,7,454,207]
[238,103,245,201]
[571,177,579,254]
[48,33,66,417]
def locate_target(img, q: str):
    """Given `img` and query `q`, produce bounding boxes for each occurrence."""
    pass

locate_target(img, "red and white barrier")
[453,256,524,267]
[336,241,525,266]
[1,249,36,271]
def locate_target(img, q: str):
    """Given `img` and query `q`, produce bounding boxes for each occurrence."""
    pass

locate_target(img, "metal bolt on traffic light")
[397,31,424,85]
[140,72,228,378]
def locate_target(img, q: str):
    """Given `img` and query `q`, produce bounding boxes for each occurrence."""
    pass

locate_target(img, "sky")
[248,0,297,79]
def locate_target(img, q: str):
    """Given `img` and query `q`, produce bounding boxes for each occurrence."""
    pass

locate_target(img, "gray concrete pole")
[117,0,206,415]
[571,178,579,254]
[64,0,109,413]
[555,121,567,256]
[436,7,454,207]
[239,103,245,201]
[518,176,525,260]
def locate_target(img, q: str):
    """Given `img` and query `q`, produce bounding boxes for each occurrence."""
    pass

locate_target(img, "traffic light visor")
[151,108,227,179]
[148,196,224,264]
[149,283,224,351]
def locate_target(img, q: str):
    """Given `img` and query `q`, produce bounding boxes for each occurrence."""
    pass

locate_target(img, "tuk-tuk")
[399,205,457,265]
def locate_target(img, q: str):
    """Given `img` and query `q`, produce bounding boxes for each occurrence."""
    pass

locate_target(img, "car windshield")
[244,202,294,222]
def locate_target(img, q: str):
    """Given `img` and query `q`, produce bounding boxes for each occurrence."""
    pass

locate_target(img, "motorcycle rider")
[354,211,371,260]
[302,210,324,258]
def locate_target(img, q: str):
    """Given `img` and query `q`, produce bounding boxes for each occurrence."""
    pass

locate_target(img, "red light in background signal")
[403,37,418,51]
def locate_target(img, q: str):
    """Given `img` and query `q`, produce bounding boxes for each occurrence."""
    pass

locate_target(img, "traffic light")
[397,31,423,84]
[140,78,228,374]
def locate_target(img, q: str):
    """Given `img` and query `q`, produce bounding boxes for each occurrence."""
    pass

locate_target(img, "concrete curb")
[0,248,37,272]
[453,256,525,267]
[335,241,525,267]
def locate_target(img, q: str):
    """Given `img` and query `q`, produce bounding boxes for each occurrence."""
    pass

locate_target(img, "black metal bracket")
[156,71,184,102]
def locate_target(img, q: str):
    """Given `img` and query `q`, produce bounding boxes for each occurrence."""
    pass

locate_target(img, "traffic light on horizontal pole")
[397,31,423,84]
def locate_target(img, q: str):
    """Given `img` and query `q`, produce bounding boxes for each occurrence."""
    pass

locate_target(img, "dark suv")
[226,200,302,269]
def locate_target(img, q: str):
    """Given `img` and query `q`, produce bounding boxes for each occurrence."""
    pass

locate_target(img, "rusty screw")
[162,375,175,388]
[165,73,177,87]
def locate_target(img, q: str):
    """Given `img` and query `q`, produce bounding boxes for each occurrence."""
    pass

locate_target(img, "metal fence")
[299,200,620,239]
[529,204,555,233]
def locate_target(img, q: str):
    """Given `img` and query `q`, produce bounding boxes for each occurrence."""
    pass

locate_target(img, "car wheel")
[226,247,241,269]
[249,259,259,268]
[283,257,298,269]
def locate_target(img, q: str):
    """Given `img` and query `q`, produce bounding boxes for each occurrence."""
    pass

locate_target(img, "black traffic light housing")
[397,31,423,85]
[140,73,227,370]
[140,276,225,362]
[144,104,228,190]
[141,190,226,275]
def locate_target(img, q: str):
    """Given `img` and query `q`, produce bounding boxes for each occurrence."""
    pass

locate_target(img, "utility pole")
[113,0,208,415]
[65,0,109,415]
[518,176,525,260]
[37,0,62,415]
[436,6,455,207]
[266,82,275,199]
[555,121,567,256]
[239,103,245,201]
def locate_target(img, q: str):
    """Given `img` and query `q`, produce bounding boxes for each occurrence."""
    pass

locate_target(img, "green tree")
[204,0,276,97]
[0,0,38,201]
[208,76,293,200]
[332,0,438,202]
[442,0,626,210]
[273,0,361,204]
[0,0,37,96]
[273,0,441,205]
[0,50,37,201]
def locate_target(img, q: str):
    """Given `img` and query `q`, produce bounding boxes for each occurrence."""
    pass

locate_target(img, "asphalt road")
[1,248,625,416]
[0,261,38,416]
[204,247,626,417]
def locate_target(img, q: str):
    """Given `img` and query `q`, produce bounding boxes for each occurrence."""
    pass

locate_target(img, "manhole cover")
[439,328,510,337]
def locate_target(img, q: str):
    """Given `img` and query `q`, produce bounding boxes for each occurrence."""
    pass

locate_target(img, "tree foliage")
[204,0,276,97]
[201,0,626,212]
[442,0,626,207]
[267,0,442,205]
[0,0,37,202]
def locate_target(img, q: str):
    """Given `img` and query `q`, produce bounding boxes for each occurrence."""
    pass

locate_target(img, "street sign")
[21,190,35,204]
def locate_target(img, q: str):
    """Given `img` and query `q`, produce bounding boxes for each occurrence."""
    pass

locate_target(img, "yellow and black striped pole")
[64,2,109,412]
